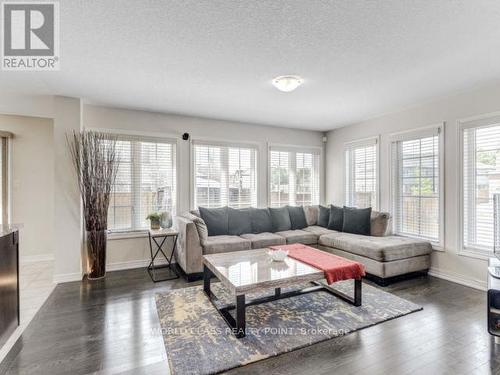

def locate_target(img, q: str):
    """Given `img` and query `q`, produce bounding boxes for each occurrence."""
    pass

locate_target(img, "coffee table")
[203,248,362,338]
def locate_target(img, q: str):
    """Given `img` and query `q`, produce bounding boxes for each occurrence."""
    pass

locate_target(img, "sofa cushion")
[202,235,251,255]
[318,232,432,262]
[343,206,372,235]
[275,229,317,245]
[317,205,330,228]
[327,205,344,231]
[240,232,286,249]
[303,225,337,237]
[304,205,318,226]
[371,211,390,237]
[288,205,308,230]
[269,207,292,232]
[199,207,229,236]
[250,208,273,233]
[227,208,253,235]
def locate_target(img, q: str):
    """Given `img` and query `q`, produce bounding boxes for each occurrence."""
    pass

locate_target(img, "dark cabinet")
[0,230,19,348]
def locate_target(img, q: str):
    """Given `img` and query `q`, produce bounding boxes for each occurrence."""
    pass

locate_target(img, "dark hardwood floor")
[0,268,498,375]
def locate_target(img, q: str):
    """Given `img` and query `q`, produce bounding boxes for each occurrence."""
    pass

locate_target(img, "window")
[269,146,320,207]
[344,137,378,209]
[461,115,500,254]
[192,141,257,208]
[391,126,443,244]
[107,135,176,232]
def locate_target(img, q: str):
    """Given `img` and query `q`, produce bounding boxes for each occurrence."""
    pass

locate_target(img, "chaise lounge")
[175,205,433,285]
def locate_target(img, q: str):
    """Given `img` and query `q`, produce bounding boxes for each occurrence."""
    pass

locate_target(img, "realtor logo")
[1,1,59,70]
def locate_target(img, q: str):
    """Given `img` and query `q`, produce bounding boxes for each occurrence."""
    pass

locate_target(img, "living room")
[0,1,499,374]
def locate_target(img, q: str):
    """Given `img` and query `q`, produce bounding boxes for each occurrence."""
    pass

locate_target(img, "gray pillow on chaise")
[228,208,253,235]
[287,205,308,230]
[327,205,344,231]
[269,207,292,232]
[198,206,229,236]
[317,205,330,228]
[342,206,372,235]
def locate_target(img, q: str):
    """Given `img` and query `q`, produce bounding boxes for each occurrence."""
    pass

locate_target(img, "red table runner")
[269,244,365,285]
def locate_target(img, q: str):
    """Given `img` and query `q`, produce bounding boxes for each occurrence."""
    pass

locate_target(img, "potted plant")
[147,212,162,230]
[67,131,119,280]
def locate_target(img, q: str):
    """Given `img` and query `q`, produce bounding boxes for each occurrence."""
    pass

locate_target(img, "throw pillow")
[343,206,372,235]
[287,205,308,230]
[303,205,318,226]
[327,205,344,231]
[198,206,229,236]
[228,208,253,235]
[269,206,292,232]
[250,208,273,233]
[317,205,330,227]
[370,210,390,237]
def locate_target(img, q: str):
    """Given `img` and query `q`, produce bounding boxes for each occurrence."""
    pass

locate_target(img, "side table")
[148,228,179,282]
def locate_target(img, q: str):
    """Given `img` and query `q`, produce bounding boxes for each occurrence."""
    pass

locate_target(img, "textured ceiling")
[1,0,500,130]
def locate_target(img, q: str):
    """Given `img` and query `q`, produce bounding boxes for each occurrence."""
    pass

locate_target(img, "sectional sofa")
[174,205,433,285]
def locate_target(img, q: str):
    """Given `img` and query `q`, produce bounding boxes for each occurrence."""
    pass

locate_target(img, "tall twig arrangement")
[67,130,119,279]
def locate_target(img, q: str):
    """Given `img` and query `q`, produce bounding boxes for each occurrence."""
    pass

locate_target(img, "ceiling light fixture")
[272,75,303,92]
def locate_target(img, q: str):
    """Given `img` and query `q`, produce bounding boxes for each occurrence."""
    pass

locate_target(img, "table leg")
[354,278,362,306]
[275,288,281,297]
[203,265,211,296]
[235,294,246,338]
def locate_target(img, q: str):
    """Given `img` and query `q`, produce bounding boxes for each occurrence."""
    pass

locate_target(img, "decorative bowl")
[268,249,288,262]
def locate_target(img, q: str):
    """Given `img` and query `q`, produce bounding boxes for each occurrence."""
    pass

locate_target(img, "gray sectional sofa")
[174,205,432,285]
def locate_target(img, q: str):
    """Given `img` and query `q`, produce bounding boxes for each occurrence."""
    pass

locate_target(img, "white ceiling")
[2,0,500,131]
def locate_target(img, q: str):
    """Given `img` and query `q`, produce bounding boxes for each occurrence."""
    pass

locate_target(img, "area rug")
[155,280,422,375]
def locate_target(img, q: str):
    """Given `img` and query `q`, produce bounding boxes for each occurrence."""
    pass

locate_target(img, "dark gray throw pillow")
[250,208,273,233]
[198,206,228,236]
[228,208,253,235]
[269,207,292,232]
[342,206,372,235]
[327,205,344,231]
[317,205,330,228]
[287,205,308,230]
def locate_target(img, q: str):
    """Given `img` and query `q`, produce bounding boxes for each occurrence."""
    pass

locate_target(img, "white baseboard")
[20,253,54,264]
[106,258,171,272]
[429,267,487,291]
[53,272,83,284]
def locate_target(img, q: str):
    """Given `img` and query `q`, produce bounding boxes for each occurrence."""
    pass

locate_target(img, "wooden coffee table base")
[203,265,362,338]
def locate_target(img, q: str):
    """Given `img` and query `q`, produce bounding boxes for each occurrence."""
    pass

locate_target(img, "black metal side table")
[147,228,179,282]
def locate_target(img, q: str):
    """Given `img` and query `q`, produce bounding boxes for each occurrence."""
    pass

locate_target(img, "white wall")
[0,114,54,261]
[84,104,325,267]
[326,82,500,289]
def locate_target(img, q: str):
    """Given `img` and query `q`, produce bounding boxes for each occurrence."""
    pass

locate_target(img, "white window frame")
[89,128,180,238]
[458,112,500,259]
[343,136,380,209]
[190,138,259,209]
[389,123,445,249]
[267,143,322,207]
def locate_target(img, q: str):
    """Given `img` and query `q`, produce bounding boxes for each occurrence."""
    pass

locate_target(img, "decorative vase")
[160,211,172,229]
[86,229,107,280]
[150,218,161,230]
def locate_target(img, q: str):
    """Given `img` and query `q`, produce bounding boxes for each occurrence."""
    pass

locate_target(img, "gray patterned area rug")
[155,280,422,375]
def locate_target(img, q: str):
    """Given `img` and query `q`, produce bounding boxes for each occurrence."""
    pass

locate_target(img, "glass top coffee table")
[203,248,362,338]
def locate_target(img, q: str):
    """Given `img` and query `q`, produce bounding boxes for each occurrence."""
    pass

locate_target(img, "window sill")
[107,231,148,241]
[458,248,492,261]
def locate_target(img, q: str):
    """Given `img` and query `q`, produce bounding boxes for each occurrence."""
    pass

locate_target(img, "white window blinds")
[193,141,258,208]
[391,127,442,244]
[107,135,176,232]
[462,117,500,253]
[269,146,320,207]
[344,138,378,209]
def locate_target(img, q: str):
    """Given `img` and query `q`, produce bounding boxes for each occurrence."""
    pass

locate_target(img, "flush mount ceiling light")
[272,75,303,92]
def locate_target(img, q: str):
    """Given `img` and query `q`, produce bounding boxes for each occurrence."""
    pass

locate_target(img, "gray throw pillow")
[198,206,229,236]
[228,208,253,235]
[317,205,330,228]
[343,206,372,235]
[287,205,307,230]
[269,207,292,232]
[250,208,273,233]
[327,205,344,231]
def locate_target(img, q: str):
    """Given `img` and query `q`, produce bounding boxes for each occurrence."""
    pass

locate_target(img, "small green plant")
[146,212,162,221]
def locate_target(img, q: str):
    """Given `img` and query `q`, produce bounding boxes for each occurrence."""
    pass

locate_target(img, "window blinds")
[192,141,258,209]
[269,146,320,207]
[344,138,378,209]
[107,134,176,232]
[463,121,500,252]
[391,128,441,243]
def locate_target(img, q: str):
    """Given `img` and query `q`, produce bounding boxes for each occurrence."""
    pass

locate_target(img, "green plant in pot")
[147,212,162,230]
